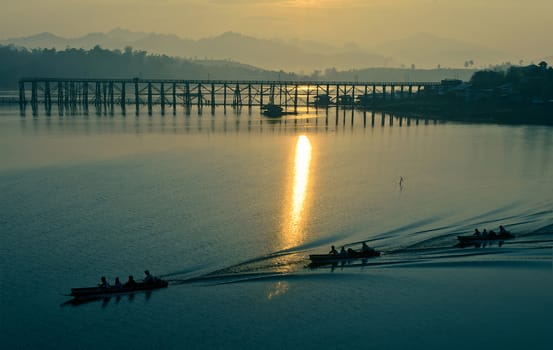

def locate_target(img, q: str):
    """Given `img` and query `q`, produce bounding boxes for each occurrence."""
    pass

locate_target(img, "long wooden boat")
[262,103,297,117]
[457,232,514,244]
[69,279,168,299]
[309,250,381,265]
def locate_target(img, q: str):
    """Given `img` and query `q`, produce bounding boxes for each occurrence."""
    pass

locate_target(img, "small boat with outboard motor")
[457,226,514,246]
[66,271,168,302]
[309,243,381,266]
[69,279,168,299]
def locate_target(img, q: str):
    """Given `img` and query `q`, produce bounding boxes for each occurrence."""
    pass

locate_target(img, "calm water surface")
[1,107,552,349]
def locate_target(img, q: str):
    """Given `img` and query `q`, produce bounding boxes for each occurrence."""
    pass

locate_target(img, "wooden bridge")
[18,78,441,116]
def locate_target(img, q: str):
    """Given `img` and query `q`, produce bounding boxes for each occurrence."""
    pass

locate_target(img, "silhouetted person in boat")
[113,277,122,289]
[361,242,372,252]
[473,229,481,237]
[144,270,155,283]
[347,248,355,256]
[124,275,137,288]
[329,245,338,255]
[489,230,497,238]
[339,246,347,257]
[99,276,110,288]
[482,229,488,238]
[499,225,508,235]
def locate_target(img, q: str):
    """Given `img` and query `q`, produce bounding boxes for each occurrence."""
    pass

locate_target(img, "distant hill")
[0,29,395,73]
[375,33,516,69]
[0,44,479,89]
[2,29,520,72]
[0,45,299,89]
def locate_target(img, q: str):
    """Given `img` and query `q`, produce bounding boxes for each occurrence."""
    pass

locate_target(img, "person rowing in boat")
[113,277,122,289]
[144,270,158,284]
[361,242,374,252]
[99,276,110,289]
[339,246,347,257]
[499,225,508,235]
[124,275,137,288]
[473,229,481,237]
[329,245,338,255]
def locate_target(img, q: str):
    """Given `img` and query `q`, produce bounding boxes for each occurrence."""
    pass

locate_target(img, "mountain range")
[1,28,519,72]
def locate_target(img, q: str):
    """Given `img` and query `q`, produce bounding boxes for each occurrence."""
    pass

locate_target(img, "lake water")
[1,106,552,349]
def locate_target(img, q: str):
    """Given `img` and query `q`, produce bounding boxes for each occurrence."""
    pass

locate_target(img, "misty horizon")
[2,27,549,73]
[1,0,551,65]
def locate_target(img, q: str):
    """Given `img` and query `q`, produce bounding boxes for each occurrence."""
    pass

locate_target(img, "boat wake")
[163,202,553,286]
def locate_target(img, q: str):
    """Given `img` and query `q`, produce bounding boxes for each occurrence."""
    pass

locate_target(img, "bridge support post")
[65,82,70,109]
[31,81,38,116]
[102,82,107,115]
[197,83,203,109]
[233,83,241,108]
[109,81,114,114]
[260,84,264,107]
[211,83,215,108]
[160,82,165,115]
[306,84,310,109]
[59,82,65,115]
[18,81,26,115]
[120,82,126,115]
[172,83,176,115]
[185,82,191,107]
[134,80,140,116]
[248,84,252,108]
[147,82,153,116]
[45,82,51,116]
[294,84,298,112]
[83,82,89,114]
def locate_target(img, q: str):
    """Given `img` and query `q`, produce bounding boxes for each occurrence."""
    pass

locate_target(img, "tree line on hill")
[468,62,553,103]
[0,45,297,89]
[361,61,553,124]
[0,45,475,90]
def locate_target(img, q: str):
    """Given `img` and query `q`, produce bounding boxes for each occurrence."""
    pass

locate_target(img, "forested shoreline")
[0,45,473,89]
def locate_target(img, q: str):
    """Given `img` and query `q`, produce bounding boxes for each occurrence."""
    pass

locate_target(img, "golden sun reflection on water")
[267,135,312,300]
[267,281,289,300]
[282,134,312,250]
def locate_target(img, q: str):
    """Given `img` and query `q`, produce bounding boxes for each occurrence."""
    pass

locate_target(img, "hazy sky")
[1,0,551,58]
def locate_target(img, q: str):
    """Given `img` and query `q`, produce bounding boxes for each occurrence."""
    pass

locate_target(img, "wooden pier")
[18,78,440,116]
